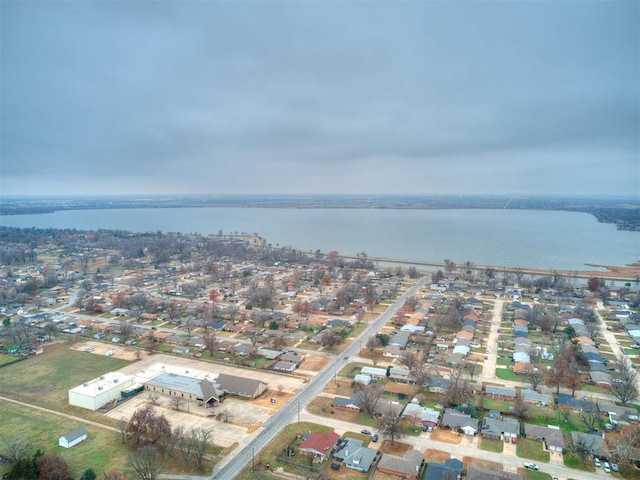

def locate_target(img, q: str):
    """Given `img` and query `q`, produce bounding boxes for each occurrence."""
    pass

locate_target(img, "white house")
[59,426,88,448]
[69,372,135,411]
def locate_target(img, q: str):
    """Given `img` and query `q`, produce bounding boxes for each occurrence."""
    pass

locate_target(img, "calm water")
[1,208,638,271]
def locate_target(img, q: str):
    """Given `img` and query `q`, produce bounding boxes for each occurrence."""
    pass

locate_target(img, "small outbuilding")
[59,426,88,448]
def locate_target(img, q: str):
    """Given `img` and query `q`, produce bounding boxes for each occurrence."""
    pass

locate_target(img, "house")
[389,331,410,348]
[299,432,340,460]
[377,449,425,479]
[327,318,352,329]
[215,373,268,399]
[272,361,297,373]
[422,458,463,480]
[521,389,552,406]
[354,374,372,385]
[485,385,516,400]
[402,403,441,427]
[441,409,478,435]
[58,426,88,448]
[466,466,521,480]
[557,393,594,411]
[481,417,519,440]
[524,424,565,452]
[332,438,377,472]
[332,396,361,412]
[281,351,305,365]
[571,432,609,458]
[361,366,387,379]
[172,345,190,355]
[256,348,282,360]
[427,377,450,394]
[389,367,413,383]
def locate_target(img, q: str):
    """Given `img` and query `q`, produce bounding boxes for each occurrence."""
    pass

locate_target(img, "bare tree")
[378,408,405,444]
[524,366,546,391]
[126,445,166,480]
[354,385,383,416]
[170,396,185,411]
[3,437,33,462]
[607,358,639,405]
[366,336,381,366]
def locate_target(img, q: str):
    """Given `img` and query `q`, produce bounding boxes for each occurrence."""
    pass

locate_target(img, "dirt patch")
[324,379,356,397]
[382,382,415,395]
[300,354,331,372]
[378,440,412,456]
[71,340,141,361]
[425,449,450,464]
[429,429,462,444]
[463,456,503,471]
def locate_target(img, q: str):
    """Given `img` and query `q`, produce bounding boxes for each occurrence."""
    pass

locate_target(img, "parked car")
[372,434,378,442]
[611,463,619,472]
[523,462,538,470]
[595,457,601,467]
[361,429,371,435]
[603,461,611,473]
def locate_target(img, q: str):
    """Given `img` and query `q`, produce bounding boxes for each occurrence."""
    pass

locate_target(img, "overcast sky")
[1,1,638,197]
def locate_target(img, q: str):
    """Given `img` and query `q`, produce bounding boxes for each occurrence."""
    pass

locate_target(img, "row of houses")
[298,430,520,480]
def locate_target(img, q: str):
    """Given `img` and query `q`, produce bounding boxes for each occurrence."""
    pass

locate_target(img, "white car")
[603,461,611,473]
[523,462,538,470]
[595,457,601,467]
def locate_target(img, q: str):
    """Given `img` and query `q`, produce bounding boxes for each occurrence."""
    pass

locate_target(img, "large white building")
[69,372,135,411]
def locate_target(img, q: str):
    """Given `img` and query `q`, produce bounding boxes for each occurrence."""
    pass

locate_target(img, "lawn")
[479,437,504,453]
[521,470,553,480]
[0,401,130,477]
[0,343,129,413]
[0,354,25,367]
[516,438,550,463]
[495,368,524,382]
[563,453,596,471]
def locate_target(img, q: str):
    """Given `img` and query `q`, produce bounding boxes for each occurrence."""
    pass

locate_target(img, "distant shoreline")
[1,193,639,231]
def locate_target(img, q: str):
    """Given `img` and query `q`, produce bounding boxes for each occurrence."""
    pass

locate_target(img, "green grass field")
[0,401,130,477]
[0,343,129,412]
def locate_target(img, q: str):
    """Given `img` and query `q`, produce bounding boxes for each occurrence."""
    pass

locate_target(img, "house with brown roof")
[299,432,340,460]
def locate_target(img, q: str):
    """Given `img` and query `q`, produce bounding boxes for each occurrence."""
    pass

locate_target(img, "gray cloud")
[1,1,638,196]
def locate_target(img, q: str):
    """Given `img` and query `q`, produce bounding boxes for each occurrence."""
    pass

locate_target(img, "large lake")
[1,207,638,271]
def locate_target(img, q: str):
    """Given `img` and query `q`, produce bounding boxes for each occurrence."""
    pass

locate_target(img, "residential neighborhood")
[0,227,639,480]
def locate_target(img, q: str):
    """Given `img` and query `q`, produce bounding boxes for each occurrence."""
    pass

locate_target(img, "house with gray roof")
[422,458,463,480]
[524,424,564,452]
[332,438,377,472]
[481,417,519,440]
[361,366,387,379]
[521,389,551,406]
[441,409,478,435]
[390,330,410,348]
[485,385,516,400]
[389,367,413,383]
[402,403,441,427]
[571,432,609,457]
[332,396,361,412]
[377,449,425,480]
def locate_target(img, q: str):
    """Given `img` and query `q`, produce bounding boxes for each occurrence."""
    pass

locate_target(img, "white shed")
[59,426,88,448]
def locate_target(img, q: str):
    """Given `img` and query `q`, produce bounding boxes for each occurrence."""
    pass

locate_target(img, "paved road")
[480,298,504,383]
[211,277,429,479]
